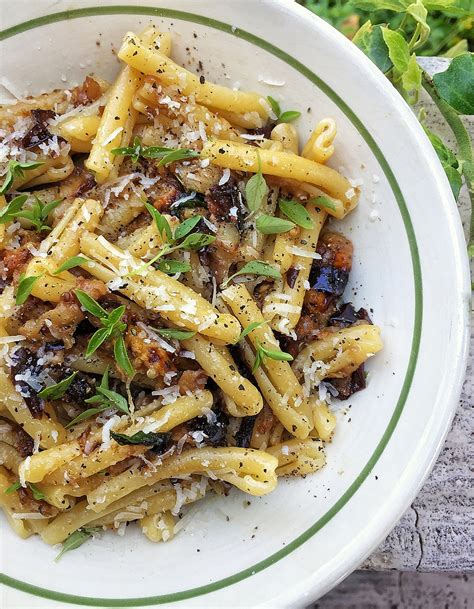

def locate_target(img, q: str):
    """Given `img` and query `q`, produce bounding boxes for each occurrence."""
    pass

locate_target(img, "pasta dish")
[0,27,382,556]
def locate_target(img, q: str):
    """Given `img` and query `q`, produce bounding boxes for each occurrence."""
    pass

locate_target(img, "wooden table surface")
[361,57,473,573]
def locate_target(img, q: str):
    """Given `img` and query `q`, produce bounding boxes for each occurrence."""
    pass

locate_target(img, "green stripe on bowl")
[0,6,422,606]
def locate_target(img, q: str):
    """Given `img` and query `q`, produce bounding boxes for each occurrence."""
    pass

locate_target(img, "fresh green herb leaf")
[4,480,45,500]
[267,96,281,118]
[110,430,171,449]
[55,527,100,562]
[256,214,295,234]
[4,481,21,494]
[0,194,28,225]
[112,137,199,165]
[173,214,202,241]
[15,195,62,232]
[85,327,111,358]
[53,256,88,275]
[38,372,78,400]
[236,321,266,343]
[0,160,44,195]
[278,199,314,229]
[144,202,173,242]
[157,148,200,166]
[16,273,42,305]
[252,342,293,372]
[156,259,191,275]
[75,289,108,319]
[114,335,134,377]
[153,327,196,340]
[306,195,337,212]
[245,153,268,213]
[178,232,216,250]
[433,53,474,115]
[95,386,129,415]
[221,260,281,288]
[278,110,301,123]
[65,406,108,429]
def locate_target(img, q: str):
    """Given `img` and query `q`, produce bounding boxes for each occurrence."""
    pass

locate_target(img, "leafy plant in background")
[301,0,474,257]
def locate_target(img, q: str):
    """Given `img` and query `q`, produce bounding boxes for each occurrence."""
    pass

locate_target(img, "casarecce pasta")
[0,26,382,556]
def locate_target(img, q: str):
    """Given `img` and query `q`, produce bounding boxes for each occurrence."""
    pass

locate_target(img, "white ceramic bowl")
[0,1,470,607]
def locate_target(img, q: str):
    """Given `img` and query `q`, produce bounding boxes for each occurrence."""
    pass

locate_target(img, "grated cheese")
[287,246,321,259]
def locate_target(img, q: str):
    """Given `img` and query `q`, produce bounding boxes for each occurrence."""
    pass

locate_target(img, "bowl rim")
[0,2,470,607]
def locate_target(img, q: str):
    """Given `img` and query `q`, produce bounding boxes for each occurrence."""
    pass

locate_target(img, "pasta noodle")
[0,27,381,552]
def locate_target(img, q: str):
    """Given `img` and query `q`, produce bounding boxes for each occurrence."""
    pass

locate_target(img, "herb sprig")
[245,153,268,212]
[130,204,215,276]
[267,96,301,124]
[74,290,134,376]
[5,480,46,501]
[112,136,199,166]
[0,160,44,195]
[221,260,281,288]
[38,372,78,400]
[55,527,100,561]
[14,195,62,232]
[16,273,42,305]
[252,342,294,372]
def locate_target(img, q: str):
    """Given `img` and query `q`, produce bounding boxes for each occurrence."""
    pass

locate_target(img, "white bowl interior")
[0,2,469,607]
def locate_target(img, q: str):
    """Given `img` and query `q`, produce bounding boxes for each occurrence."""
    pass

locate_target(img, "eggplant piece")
[309,264,349,297]
[9,348,45,418]
[22,109,55,149]
[235,415,256,448]
[326,364,367,400]
[205,175,246,229]
[329,303,372,328]
[188,408,229,446]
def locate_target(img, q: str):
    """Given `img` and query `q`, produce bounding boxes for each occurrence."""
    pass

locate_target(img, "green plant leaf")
[252,342,293,371]
[278,199,314,229]
[221,260,281,288]
[267,96,281,118]
[256,214,295,234]
[38,371,78,400]
[433,53,474,115]
[350,0,410,10]
[178,232,216,250]
[96,386,129,415]
[306,195,337,212]
[65,406,108,429]
[173,214,202,241]
[55,528,100,562]
[53,256,88,275]
[153,327,196,340]
[353,23,393,74]
[85,327,111,358]
[16,274,42,305]
[381,27,410,74]
[402,53,422,103]
[278,110,301,123]
[145,202,173,242]
[236,321,266,343]
[110,431,171,450]
[4,481,21,494]
[27,482,45,501]
[113,335,134,377]
[443,165,463,199]
[156,259,191,275]
[0,194,28,224]
[0,160,44,195]
[157,148,200,166]
[423,125,462,197]
[245,164,268,213]
[75,290,108,319]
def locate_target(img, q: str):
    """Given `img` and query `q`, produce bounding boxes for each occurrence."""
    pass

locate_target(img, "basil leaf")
[154,327,196,340]
[65,406,108,429]
[433,53,474,115]
[27,482,45,501]
[85,327,111,358]
[16,274,41,305]
[55,527,100,562]
[245,172,268,212]
[0,194,28,224]
[53,256,88,275]
[0,160,44,195]
[114,335,134,377]
[110,430,171,450]
[381,27,410,74]
[307,195,337,212]
[237,321,266,343]
[75,289,108,319]
[38,371,78,400]
[353,23,393,73]
[178,232,216,250]
[156,259,191,275]
[278,199,313,229]
[145,202,173,242]
[157,148,200,166]
[256,214,295,234]
[96,386,129,415]
[278,110,301,123]
[267,96,281,118]
[173,214,202,241]
[252,342,293,371]
[4,481,21,494]
[222,260,281,287]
